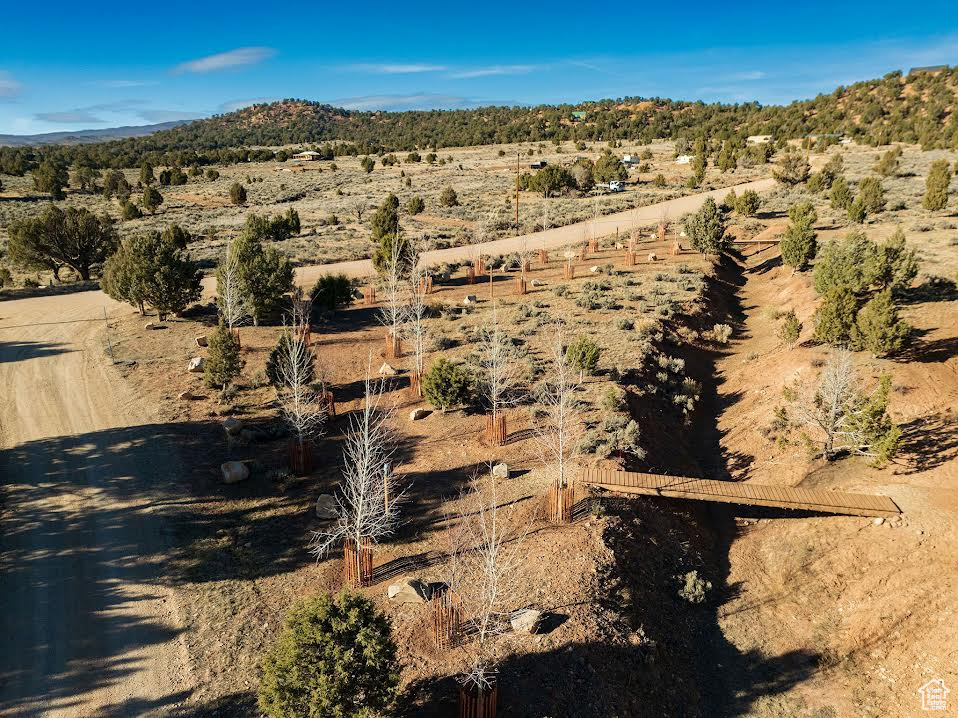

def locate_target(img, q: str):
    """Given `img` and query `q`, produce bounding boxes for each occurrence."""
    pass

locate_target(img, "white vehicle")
[608,180,625,192]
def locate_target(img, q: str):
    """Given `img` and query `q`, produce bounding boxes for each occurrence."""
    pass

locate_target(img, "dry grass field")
[0,139,766,279]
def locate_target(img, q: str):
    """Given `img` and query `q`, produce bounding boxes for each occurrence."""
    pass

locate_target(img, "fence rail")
[582,468,900,518]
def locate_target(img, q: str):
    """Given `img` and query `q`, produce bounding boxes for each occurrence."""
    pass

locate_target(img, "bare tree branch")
[309,359,404,558]
[531,321,584,490]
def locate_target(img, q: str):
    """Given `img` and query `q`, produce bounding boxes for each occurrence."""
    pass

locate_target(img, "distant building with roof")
[908,65,949,76]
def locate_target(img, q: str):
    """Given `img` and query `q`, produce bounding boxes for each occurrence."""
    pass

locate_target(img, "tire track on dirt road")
[0,292,192,717]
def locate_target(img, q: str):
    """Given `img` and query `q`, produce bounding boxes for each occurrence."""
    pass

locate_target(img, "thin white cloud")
[729,70,767,81]
[448,64,540,79]
[331,93,519,111]
[172,46,275,74]
[138,109,201,123]
[93,79,157,88]
[35,110,103,124]
[0,71,22,99]
[347,63,448,74]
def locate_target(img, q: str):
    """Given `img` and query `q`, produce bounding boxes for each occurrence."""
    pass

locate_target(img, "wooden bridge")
[581,469,901,518]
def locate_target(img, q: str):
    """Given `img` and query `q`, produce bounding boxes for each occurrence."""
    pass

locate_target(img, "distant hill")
[0,120,193,147]
[0,67,954,171]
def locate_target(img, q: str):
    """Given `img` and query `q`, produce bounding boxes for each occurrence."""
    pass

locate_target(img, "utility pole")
[515,151,520,235]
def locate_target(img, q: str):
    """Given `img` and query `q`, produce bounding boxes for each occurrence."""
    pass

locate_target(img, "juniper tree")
[851,290,909,356]
[684,197,728,254]
[923,159,951,211]
[204,321,244,389]
[8,205,118,281]
[780,201,818,271]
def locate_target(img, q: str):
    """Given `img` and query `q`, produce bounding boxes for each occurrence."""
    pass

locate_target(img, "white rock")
[531,279,547,287]
[589,265,600,273]
[387,577,431,604]
[187,357,205,373]
[223,417,243,436]
[379,363,399,376]
[491,463,509,479]
[195,335,208,348]
[178,390,194,401]
[463,295,478,305]
[872,517,885,526]
[510,608,543,634]
[647,253,657,262]
[144,322,158,330]
[220,461,250,484]
[409,408,430,421]
[315,494,339,520]
[563,251,577,260]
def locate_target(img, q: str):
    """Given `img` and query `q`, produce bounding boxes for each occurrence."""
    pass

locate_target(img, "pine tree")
[258,592,400,718]
[780,202,818,270]
[777,310,802,346]
[851,290,910,356]
[856,176,885,214]
[204,321,243,389]
[229,182,247,206]
[829,176,853,210]
[813,287,860,345]
[684,197,728,254]
[923,159,951,211]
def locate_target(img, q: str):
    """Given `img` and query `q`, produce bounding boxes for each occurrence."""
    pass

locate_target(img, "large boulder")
[387,577,431,604]
[510,608,543,634]
[315,494,339,521]
[379,363,399,376]
[409,408,431,421]
[491,463,509,480]
[220,461,250,484]
[187,357,205,373]
[195,335,208,348]
[223,417,243,436]
[462,295,478,305]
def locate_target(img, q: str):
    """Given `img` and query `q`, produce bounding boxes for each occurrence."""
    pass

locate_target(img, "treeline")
[1,68,955,174]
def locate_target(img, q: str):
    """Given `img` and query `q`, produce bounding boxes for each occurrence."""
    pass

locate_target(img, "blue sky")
[2,0,957,135]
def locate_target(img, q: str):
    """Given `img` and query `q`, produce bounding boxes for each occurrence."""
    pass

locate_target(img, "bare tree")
[275,297,326,463]
[477,305,522,443]
[407,263,430,394]
[784,348,898,461]
[349,196,369,223]
[532,321,584,492]
[378,231,409,358]
[310,361,403,564]
[447,471,527,697]
[216,234,248,331]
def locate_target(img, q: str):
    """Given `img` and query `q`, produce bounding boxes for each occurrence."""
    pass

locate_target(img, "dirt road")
[290,177,776,283]
[0,178,772,716]
[0,292,191,717]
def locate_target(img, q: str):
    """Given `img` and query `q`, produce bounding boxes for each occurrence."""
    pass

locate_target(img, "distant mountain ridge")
[0,120,193,147]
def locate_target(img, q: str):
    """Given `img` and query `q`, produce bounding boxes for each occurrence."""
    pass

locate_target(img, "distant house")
[529,160,548,170]
[908,65,949,76]
[291,150,322,162]
[571,111,587,122]
[622,154,639,165]
[675,154,692,165]
[746,135,773,145]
